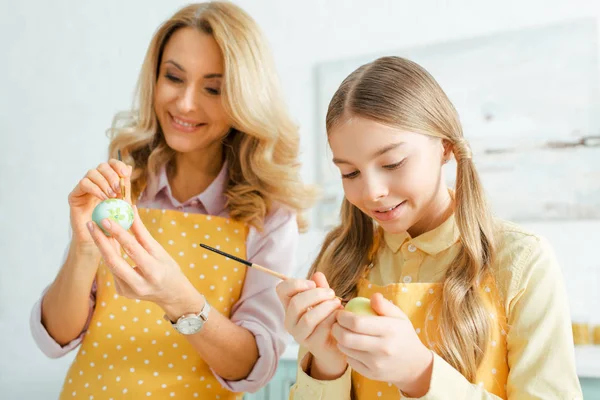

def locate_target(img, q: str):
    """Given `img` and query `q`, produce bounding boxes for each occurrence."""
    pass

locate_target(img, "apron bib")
[352,276,509,399]
[61,208,248,399]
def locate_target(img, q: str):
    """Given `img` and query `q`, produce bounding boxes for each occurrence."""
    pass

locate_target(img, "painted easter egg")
[92,199,134,236]
[344,297,377,316]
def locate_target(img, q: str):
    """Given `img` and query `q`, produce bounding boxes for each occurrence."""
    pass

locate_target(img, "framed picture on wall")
[314,18,600,229]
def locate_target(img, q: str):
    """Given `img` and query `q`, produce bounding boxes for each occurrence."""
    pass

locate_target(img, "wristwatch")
[165,295,211,335]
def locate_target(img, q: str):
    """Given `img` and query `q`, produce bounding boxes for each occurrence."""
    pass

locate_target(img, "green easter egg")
[344,296,377,316]
[92,199,134,236]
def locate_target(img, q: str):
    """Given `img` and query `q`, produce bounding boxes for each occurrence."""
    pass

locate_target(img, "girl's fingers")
[287,288,337,326]
[294,298,341,341]
[276,279,316,309]
[331,321,380,351]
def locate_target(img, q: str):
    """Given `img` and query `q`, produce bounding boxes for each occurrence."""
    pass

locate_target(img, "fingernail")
[328,289,335,297]
[307,281,316,289]
[107,188,116,197]
[87,221,95,233]
[102,219,111,230]
[113,182,120,193]
[121,168,128,176]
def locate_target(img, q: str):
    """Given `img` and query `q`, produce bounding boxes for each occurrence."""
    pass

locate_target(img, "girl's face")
[329,116,451,236]
[154,27,231,155]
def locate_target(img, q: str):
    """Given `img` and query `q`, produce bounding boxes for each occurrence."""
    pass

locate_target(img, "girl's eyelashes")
[383,158,407,170]
[341,170,360,180]
[341,159,406,179]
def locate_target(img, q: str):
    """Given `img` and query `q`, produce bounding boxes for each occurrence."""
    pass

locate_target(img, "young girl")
[277,56,582,399]
[30,3,314,399]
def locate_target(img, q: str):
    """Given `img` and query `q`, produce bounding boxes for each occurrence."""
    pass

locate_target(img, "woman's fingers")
[86,168,117,198]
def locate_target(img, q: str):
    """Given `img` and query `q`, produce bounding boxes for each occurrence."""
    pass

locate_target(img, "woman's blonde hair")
[107,2,316,231]
[310,56,496,381]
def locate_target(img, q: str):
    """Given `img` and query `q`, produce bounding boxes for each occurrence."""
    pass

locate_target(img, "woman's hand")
[332,293,434,397]
[87,204,197,318]
[69,159,132,246]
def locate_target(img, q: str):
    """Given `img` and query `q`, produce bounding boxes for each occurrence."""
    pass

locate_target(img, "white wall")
[1,0,599,398]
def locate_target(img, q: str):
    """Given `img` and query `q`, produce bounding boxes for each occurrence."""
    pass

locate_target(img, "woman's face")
[154,27,231,155]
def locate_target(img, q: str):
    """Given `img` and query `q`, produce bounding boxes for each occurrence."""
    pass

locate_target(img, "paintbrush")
[199,243,347,303]
[200,243,289,280]
[118,150,126,199]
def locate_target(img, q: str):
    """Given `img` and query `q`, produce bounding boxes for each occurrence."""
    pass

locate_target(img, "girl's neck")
[408,185,453,238]
[168,147,224,203]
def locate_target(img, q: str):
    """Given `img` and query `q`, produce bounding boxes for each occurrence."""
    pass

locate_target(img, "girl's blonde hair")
[310,56,496,381]
[107,2,316,231]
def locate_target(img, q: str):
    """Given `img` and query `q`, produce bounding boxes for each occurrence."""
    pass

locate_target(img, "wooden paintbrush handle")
[117,150,126,200]
[120,177,126,199]
[252,263,347,303]
[199,243,348,303]
[251,263,290,280]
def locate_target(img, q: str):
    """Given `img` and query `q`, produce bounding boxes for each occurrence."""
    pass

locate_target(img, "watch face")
[177,317,203,335]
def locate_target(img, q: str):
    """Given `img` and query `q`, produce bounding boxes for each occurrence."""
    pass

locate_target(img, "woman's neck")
[168,147,224,203]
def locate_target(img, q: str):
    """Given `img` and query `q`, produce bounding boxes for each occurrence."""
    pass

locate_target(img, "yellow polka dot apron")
[352,277,509,399]
[60,208,248,399]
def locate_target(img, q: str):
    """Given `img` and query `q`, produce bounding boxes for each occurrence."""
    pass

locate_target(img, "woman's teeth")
[173,117,199,127]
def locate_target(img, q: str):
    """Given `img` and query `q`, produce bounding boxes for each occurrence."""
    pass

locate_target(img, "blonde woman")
[30,3,315,399]
[277,56,582,399]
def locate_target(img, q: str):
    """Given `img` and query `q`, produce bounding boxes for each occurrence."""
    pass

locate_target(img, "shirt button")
[407,244,417,252]
[403,276,412,283]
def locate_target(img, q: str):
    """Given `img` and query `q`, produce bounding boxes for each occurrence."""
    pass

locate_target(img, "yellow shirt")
[291,216,583,399]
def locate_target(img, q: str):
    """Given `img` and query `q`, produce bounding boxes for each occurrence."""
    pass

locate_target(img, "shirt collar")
[143,161,228,215]
[383,213,460,256]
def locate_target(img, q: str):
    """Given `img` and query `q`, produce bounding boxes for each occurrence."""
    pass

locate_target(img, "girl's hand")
[276,272,348,379]
[332,293,433,396]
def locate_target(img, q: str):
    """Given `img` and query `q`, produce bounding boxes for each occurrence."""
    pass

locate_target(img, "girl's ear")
[442,139,453,163]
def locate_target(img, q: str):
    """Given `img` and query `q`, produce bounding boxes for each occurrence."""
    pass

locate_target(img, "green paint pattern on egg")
[92,199,134,236]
